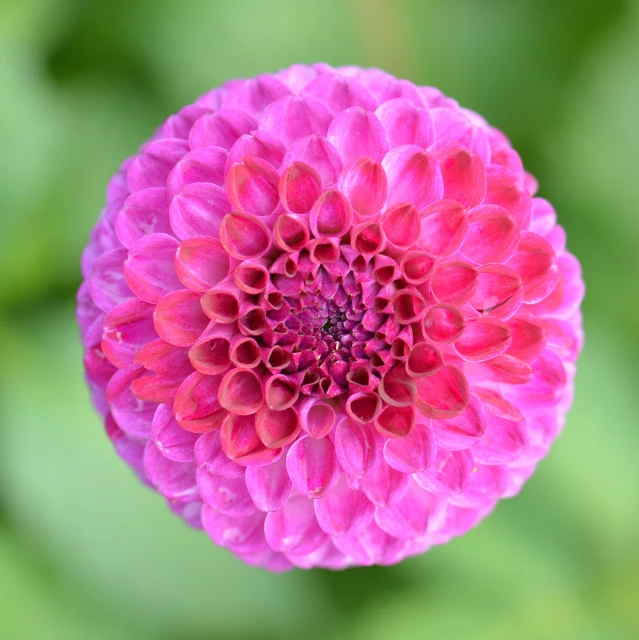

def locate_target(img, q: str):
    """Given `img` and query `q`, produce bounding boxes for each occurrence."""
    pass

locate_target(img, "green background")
[1,1,638,638]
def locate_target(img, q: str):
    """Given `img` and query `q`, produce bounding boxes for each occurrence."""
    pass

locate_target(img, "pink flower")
[78,64,584,571]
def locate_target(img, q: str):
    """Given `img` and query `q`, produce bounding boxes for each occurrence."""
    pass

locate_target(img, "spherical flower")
[77,63,584,571]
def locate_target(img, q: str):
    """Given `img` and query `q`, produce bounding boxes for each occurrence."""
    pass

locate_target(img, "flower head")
[78,64,584,570]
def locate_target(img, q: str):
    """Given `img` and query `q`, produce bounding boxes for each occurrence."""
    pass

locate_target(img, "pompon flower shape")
[78,64,584,571]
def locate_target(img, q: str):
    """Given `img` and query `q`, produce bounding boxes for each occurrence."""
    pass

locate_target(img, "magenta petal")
[454,317,512,362]
[189,109,258,150]
[303,73,378,114]
[310,189,353,237]
[202,506,268,555]
[334,418,383,479]
[225,157,280,217]
[143,440,197,501]
[472,415,525,465]
[152,403,199,462]
[219,211,271,260]
[383,422,437,473]
[102,299,157,368]
[173,371,225,433]
[175,237,230,292]
[127,138,189,192]
[116,187,171,248]
[383,145,443,210]
[89,248,133,312]
[415,364,469,419]
[381,203,420,249]
[418,200,469,257]
[264,494,328,554]
[299,397,336,439]
[338,158,387,217]
[430,141,486,208]
[356,460,410,507]
[153,289,208,347]
[167,146,227,199]
[314,476,375,536]
[124,234,181,303]
[430,261,478,306]
[483,165,532,229]
[197,468,255,517]
[260,95,333,145]
[462,204,519,264]
[279,161,323,214]
[375,98,434,148]
[328,107,390,164]
[255,405,300,448]
[106,366,157,438]
[282,135,343,186]
[430,393,487,450]
[374,479,439,539]
[430,107,489,163]
[245,454,292,512]
[286,436,340,498]
[422,304,466,344]
[169,182,231,240]
[414,448,474,496]
[194,431,245,479]
[218,368,264,415]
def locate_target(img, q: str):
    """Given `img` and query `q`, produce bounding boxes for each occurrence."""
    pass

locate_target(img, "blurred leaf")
[0,307,334,640]
[0,528,139,640]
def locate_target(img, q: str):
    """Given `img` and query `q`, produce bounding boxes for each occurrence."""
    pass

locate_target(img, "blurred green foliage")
[1,0,638,638]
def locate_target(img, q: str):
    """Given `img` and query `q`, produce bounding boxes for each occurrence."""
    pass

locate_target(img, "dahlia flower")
[77,63,584,570]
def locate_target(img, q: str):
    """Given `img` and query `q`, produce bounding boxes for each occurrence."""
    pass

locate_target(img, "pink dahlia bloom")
[77,63,584,571]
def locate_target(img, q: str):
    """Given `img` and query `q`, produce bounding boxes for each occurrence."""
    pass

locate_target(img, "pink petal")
[282,134,343,187]
[314,476,375,536]
[102,299,158,368]
[454,317,512,362]
[430,393,486,450]
[375,404,416,439]
[123,233,181,303]
[506,313,546,363]
[430,107,490,163]
[196,468,255,517]
[375,98,434,148]
[381,203,420,249]
[264,494,328,554]
[202,506,268,555]
[469,264,523,319]
[413,448,474,496]
[507,231,559,304]
[286,436,340,498]
[279,161,323,214]
[127,138,189,192]
[188,322,233,375]
[345,391,383,423]
[201,279,241,323]
[167,146,227,199]
[299,397,336,439]
[218,368,264,415]
[406,342,443,377]
[143,441,197,501]
[152,403,199,462]
[303,73,378,114]
[255,405,300,448]
[334,418,383,478]
[383,422,437,473]
[310,189,353,237]
[115,187,172,248]
[461,204,519,264]
[173,371,225,433]
[153,289,208,347]
[430,261,478,306]
[219,211,271,259]
[220,413,281,466]
[194,430,245,479]
[419,200,468,256]
[483,165,532,229]
[169,182,231,240]
[415,364,469,419]
[472,415,525,465]
[189,109,258,150]
[245,454,293,512]
[327,107,390,164]
[274,213,310,252]
[356,460,410,507]
[338,158,388,217]
[430,141,486,208]
[383,145,443,209]
[226,130,287,171]
[374,479,439,539]
[422,304,466,343]
[174,236,230,292]
[260,95,333,145]
[106,365,157,438]
[89,248,133,312]
[221,75,292,114]
[225,156,280,217]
